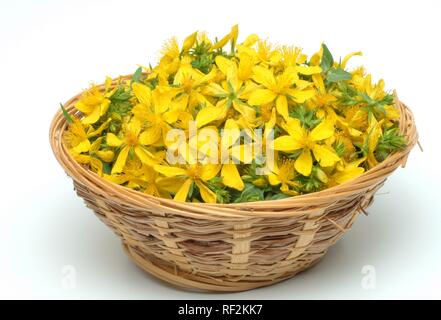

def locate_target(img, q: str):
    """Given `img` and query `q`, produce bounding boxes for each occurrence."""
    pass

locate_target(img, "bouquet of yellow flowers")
[62,25,406,204]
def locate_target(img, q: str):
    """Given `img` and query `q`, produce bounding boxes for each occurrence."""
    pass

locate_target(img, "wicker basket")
[49,77,418,292]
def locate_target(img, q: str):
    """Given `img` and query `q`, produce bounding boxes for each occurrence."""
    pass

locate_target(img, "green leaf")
[320,43,334,72]
[233,183,264,203]
[109,86,133,116]
[227,80,235,94]
[359,92,390,116]
[60,103,73,124]
[296,166,325,193]
[289,105,321,129]
[131,67,143,83]
[190,41,215,74]
[375,127,407,162]
[188,181,195,199]
[327,68,352,82]
[102,162,112,175]
[206,177,231,204]
[333,141,346,157]
[265,192,290,200]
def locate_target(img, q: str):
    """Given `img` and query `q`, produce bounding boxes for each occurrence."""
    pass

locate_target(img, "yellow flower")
[106,118,159,174]
[173,65,217,111]
[154,163,221,203]
[329,157,366,186]
[131,82,179,145]
[157,37,181,77]
[204,58,257,123]
[267,159,299,195]
[89,137,114,162]
[255,40,282,67]
[179,121,246,191]
[104,159,171,198]
[351,74,386,101]
[64,117,111,154]
[337,107,367,138]
[75,77,114,124]
[273,117,340,176]
[237,107,276,159]
[280,46,308,69]
[63,26,405,202]
[63,118,91,153]
[248,65,319,120]
[72,152,104,176]
[307,91,338,119]
[333,132,356,161]
[70,137,113,177]
[214,52,256,83]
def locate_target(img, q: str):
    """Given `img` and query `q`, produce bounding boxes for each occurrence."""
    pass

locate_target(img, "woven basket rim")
[49,75,418,217]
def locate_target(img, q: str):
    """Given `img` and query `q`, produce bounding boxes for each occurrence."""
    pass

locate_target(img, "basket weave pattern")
[50,80,418,292]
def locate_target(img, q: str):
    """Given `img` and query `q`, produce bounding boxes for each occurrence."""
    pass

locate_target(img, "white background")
[0,0,440,299]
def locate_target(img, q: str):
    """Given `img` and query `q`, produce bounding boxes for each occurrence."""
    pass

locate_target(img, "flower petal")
[221,119,241,150]
[81,106,101,124]
[174,178,193,201]
[182,31,198,52]
[132,82,152,105]
[290,89,315,103]
[312,144,340,167]
[96,150,114,162]
[248,89,277,105]
[232,101,256,123]
[275,95,289,121]
[139,126,162,145]
[295,148,312,176]
[195,180,217,203]
[310,118,335,141]
[106,133,124,147]
[200,164,221,181]
[334,167,364,184]
[152,86,174,114]
[75,101,94,114]
[205,83,228,97]
[252,66,276,88]
[268,172,282,186]
[312,74,325,93]
[215,56,234,75]
[221,164,244,191]
[127,118,142,138]
[72,139,91,153]
[111,146,130,174]
[154,164,187,177]
[341,51,362,69]
[273,135,303,151]
[211,25,237,50]
[283,118,304,138]
[195,106,224,128]
[134,146,158,166]
[156,177,183,193]
[296,65,322,75]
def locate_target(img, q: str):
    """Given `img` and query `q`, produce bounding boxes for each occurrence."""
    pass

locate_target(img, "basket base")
[122,243,324,292]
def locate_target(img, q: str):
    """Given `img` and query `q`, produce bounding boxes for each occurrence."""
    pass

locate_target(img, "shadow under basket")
[50,82,418,292]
